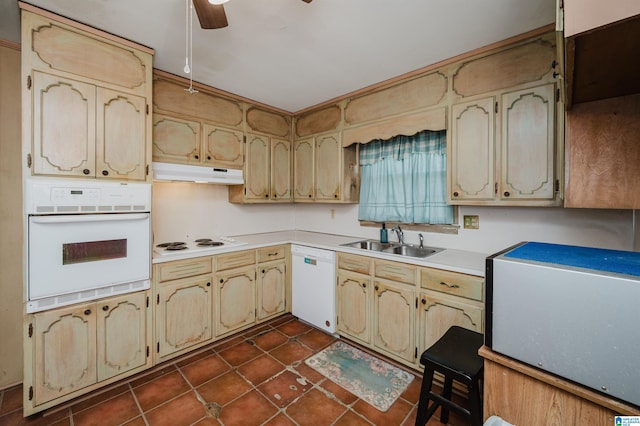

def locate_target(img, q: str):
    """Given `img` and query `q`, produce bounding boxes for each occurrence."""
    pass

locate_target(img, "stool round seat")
[415,326,484,426]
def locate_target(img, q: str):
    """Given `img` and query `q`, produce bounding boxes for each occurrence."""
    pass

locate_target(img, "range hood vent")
[152,162,243,185]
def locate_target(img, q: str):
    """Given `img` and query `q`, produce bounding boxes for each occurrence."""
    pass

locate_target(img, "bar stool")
[415,326,484,426]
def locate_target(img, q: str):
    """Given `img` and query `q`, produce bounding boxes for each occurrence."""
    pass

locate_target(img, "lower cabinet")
[257,260,287,321]
[215,265,256,336]
[336,269,371,345]
[24,291,151,414]
[373,279,416,363]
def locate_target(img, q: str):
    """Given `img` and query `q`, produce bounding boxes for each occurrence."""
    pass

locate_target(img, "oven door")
[28,213,151,305]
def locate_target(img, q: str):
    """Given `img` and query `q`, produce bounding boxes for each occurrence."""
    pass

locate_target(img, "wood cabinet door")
[96,87,147,180]
[500,84,556,200]
[372,280,416,362]
[270,138,292,201]
[336,270,370,344]
[257,260,286,320]
[96,292,149,382]
[31,71,96,177]
[450,96,496,201]
[215,266,256,336]
[203,124,244,169]
[293,138,314,201]
[418,292,483,355]
[156,276,213,360]
[244,133,270,200]
[152,114,201,164]
[315,133,341,200]
[32,304,97,405]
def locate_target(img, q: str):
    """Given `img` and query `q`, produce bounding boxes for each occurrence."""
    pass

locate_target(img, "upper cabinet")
[152,75,244,170]
[21,6,153,181]
[448,33,563,206]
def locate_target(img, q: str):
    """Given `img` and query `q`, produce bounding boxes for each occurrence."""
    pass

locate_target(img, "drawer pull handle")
[440,281,460,289]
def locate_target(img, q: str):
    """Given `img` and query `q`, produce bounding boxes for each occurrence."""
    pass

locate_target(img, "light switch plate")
[463,215,479,229]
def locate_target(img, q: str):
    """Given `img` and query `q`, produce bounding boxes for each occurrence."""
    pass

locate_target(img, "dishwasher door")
[291,245,336,334]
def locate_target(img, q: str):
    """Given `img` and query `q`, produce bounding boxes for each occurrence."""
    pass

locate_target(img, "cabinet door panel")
[257,261,286,320]
[245,133,270,200]
[373,280,415,362]
[450,97,495,200]
[97,292,149,382]
[216,266,256,335]
[157,277,212,359]
[152,114,200,163]
[336,271,370,344]
[203,125,243,169]
[315,133,341,200]
[32,72,95,177]
[293,138,314,200]
[33,304,97,405]
[271,138,292,201]
[96,87,146,180]
[501,84,555,200]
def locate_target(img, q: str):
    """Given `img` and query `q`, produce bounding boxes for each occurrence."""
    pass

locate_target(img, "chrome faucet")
[418,233,424,248]
[393,226,404,244]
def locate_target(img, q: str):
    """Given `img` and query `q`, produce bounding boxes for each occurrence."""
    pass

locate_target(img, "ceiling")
[1,0,556,113]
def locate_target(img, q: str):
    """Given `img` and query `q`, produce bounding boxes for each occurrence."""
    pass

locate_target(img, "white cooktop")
[153,237,247,257]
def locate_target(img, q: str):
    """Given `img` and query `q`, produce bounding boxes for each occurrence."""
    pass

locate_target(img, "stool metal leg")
[415,368,436,426]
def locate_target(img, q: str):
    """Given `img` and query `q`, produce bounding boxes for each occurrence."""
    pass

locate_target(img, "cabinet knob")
[421,298,426,305]
[102,305,109,311]
[265,194,269,198]
[503,191,510,197]
[308,194,312,198]
[207,156,211,160]
[83,169,90,175]
[84,309,91,315]
[206,282,211,287]
[102,170,109,176]
[374,285,379,291]
[262,269,266,274]
[220,279,224,283]
[362,283,366,288]
[334,194,338,198]
[453,191,459,197]
[273,194,277,198]
[194,155,199,159]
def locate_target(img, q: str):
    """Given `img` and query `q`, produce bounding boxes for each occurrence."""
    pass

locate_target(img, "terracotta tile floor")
[0,315,464,426]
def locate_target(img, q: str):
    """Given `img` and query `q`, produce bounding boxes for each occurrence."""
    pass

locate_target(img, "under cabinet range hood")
[152,162,243,185]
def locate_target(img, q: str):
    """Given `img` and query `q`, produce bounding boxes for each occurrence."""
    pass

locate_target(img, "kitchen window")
[358,130,454,225]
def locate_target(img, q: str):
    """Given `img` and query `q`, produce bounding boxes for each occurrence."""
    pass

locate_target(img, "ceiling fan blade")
[192,0,228,29]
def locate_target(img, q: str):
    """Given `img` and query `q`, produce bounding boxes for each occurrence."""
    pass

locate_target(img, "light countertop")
[153,230,488,276]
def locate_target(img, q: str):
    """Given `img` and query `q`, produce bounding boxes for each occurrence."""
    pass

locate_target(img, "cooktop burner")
[153,236,248,257]
[157,242,186,248]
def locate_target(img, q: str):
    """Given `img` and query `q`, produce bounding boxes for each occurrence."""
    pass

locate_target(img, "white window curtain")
[358,130,453,224]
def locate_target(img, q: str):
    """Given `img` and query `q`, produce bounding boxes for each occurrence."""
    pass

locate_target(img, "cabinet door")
[257,260,286,321]
[152,114,201,164]
[156,276,213,360]
[32,71,96,177]
[293,138,314,201]
[271,138,292,201]
[215,266,256,336]
[336,270,370,344]
[203,124,244,169]
[500,84,556,200]
[96,292,150,382]
[418,292,483,355]
[32,304,97,405]
[450,97,495,201]
[372,280,416,363]
[244,133,270,200]
[315,133,341,200]
[96,87,147,180]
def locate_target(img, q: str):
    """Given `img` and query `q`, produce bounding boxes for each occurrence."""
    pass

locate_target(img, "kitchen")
[1,0,640,424]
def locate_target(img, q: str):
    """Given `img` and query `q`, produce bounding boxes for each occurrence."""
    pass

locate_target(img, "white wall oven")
[26,179,151,313]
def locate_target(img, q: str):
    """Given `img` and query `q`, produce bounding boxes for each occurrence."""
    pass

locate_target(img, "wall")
[0,43,23,389]
[153,185,633,256]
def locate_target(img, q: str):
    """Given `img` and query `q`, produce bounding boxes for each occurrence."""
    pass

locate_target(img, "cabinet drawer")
[375,260,416,284]
[156,257,213,282]
[216,250,256,271]
[420,268,484,301]
[257,245,286,263]
[338,253,372,275]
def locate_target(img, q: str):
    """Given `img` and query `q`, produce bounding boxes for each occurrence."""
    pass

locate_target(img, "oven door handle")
[29,213,149,224]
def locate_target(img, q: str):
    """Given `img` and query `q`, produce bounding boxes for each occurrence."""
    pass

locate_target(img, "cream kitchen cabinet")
[154,257,213,363]
[417,267,484,355]
[152,114,244,169]
[229,133,292,203]
[22,9,152,182]
[24,291,150,415]
[449,83,559,205]
[293,132,343,202]
[337,270,371,345]
[214,250,257,336]
[256,245,287,321]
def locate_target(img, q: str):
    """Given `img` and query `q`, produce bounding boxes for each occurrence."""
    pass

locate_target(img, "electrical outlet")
[463,215,479,229]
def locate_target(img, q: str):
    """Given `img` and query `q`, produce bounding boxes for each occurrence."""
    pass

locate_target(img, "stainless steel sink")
[340,239,443,259]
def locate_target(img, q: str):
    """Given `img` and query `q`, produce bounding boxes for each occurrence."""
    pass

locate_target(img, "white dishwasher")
[291,245,336,334]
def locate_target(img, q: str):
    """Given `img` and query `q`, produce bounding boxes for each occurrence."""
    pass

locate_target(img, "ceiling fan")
[192,0,313,29]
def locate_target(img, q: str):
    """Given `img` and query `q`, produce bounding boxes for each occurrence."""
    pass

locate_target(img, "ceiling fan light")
[208,0,229,4]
